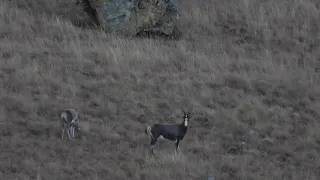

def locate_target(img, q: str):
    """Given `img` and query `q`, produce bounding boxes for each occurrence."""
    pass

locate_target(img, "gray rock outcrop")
[78,0,181,37]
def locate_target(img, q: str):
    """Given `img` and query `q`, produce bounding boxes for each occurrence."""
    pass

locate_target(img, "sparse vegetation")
[1,0,320,179]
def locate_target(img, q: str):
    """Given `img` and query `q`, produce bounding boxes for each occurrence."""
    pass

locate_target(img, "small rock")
[261,137,274,145]
[293,112,300,118]
[249,129,259,136]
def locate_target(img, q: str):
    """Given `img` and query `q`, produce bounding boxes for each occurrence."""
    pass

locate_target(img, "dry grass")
[1,0,320,179]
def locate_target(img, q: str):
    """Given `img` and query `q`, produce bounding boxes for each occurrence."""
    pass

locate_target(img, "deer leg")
[71,125,75,138]
[72,125,76,138]
[61,128,65,140]
[70,126,73,139]
[73,126,75,138]
[175,139,180,154]
[75,125,79,137]
[150,138,157,154]
[67,127,72,140]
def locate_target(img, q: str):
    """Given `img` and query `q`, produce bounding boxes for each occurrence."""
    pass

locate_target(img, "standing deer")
[145,106,193,154]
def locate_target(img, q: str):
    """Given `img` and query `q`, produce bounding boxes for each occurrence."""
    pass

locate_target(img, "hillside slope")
[1,0,320,179]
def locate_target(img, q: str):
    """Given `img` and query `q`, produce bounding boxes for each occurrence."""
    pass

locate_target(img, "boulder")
[77,0,181,37]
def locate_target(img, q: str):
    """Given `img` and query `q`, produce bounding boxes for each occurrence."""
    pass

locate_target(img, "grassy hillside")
[1,0,320,179]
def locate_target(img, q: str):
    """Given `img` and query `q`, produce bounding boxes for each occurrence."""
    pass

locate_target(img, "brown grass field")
[1,0,320,179]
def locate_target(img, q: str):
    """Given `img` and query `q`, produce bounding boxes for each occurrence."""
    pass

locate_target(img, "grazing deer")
[145,106,193,154]
[60,108,80,141]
